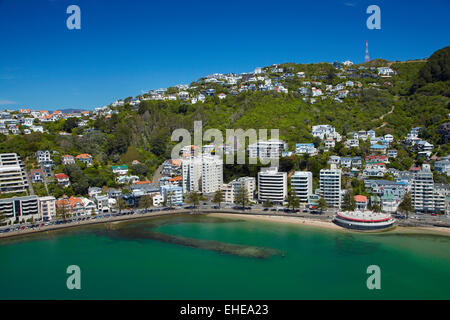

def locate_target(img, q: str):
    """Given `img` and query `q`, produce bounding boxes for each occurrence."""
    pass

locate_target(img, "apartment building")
[320,168,341,208]
[39,196,56,221]
[434,183,450,215]
[0,153,29,194]
[434,184,449,215]
[0,195,39,224]
[160,185,183,206]
[201,156,223,194]
[412,164,435,213]
[257,167,287,204]
[182,156,223,194]
[291,171,313,203]
[222,177,256,204]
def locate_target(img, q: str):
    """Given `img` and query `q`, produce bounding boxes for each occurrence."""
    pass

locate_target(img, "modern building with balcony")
[257,167,287,204]
[0,153,29,194]
[412,164,435,213]
[160,185,183,206]
[0,195,40,224]
[222,177,256,204]
[320,167,341,208]
[182,155,223,194]
[39,196,56,221]
[291,171,313,203]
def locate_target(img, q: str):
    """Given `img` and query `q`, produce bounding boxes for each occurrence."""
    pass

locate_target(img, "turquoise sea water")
[0,214,449,299]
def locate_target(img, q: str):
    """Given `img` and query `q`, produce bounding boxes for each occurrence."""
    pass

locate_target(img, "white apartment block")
[0,195,40,224]
[412,164,435,213]
[201,156,223,194]
[0,153,29,194]
[248,139,287,160]
[222,183,233,203]
[222,177,256,204]
[160,185,183,206]
[182,156,223,194]
[291,171,313,203]
[39,196,56,221]
[411,164,450,214]
[320,168,341,208]
[258,167,287,204]
[182,157,202,193]
[434,184,449,215]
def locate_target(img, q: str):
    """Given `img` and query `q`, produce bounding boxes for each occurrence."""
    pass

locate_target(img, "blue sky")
[0,0,449,110]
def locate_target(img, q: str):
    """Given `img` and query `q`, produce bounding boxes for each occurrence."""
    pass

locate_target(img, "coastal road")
[1,207,449,239]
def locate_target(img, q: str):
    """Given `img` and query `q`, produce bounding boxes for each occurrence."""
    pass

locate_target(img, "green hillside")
[1,47,449,193]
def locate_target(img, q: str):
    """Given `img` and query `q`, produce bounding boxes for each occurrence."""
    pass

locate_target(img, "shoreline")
[208,212,344,231]
[1,209,450,240]
[209,212,450,236]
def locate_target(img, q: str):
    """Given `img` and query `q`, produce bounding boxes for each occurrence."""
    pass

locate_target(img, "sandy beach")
[209,212,344,231]
[209,212,450,236]
[398,226,450,235]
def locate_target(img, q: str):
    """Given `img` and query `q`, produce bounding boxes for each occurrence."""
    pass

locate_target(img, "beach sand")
[208,213,343,231]
[209,212,450,236]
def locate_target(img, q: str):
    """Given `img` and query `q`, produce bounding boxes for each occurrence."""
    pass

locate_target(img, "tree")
[371,203,381,213]
[398,193,413,218]
[235,186,250,209]
[262,198,273,208]
[317,197,328,213]
[63,117,80,133]
[131,163,148,177]
[342,191,356,211]
[185,191,205,210]
[116,197,127,214]
[212,189,224,208]
[64,164,89,195]
[286,189,300,211]
[139,195,153,211]
[56,204,70,221]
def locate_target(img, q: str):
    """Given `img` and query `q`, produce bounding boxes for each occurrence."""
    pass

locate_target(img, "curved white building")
[333,211,395,231]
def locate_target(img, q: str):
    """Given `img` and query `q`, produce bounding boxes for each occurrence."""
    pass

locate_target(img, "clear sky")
[0,0,449,110]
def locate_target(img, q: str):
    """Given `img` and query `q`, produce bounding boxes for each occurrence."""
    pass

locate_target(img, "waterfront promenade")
[1,207,449,239]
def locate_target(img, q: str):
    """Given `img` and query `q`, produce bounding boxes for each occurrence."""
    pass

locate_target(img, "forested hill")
[1,47,449,185]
